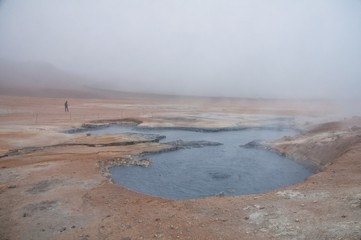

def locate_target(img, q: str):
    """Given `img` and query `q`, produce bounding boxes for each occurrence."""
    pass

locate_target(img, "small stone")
[341,215,347,218]
[243,206,252,211]
[295,219,300,222]
[254,204,265,209]
[8,185,16,189]
[154,233,162,238]
[244,216,249,220]
[23,213,27,217]
[71,225,76,228]
[301,204,305,207]
[215,192,225,197]
[60,227,66,232]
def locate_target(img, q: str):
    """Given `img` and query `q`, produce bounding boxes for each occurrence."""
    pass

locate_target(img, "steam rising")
[0,0,360,99]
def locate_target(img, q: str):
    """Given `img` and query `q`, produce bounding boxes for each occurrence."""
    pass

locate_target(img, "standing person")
[64,100,69,112]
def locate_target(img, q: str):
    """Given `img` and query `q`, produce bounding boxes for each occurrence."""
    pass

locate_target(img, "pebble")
[254,204,265,209]
[8,185,16,189]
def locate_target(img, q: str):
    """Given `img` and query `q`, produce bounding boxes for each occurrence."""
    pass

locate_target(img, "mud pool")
[88,125,313,200]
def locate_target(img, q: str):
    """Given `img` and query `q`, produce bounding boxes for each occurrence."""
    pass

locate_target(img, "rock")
[8,185,16,189]
[215,192,225,197]
[134,159,150,168]
[126,133,165,142]
[254,204,265,209]
[167,140,223,149]
[350,194,361,208]
[240,140,263,149]
[86,133,91,136]
[276,190,304,199]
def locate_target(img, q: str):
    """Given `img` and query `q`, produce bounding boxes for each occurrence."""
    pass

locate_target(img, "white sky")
[0,0,361,99]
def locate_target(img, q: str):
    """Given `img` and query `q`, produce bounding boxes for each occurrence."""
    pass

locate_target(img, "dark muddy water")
[89,125,313,200]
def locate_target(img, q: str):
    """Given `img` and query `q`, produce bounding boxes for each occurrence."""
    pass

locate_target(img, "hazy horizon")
[1,0,361,100]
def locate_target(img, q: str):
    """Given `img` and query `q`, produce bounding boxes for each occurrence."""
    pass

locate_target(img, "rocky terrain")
[0,95,360,240]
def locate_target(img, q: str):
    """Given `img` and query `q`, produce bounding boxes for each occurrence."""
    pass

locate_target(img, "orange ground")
[0,95,360,240]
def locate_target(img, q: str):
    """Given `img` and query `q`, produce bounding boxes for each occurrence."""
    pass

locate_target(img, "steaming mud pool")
[90,125,313,200]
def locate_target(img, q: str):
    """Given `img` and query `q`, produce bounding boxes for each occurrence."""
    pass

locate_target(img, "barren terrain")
[0,94,360,240]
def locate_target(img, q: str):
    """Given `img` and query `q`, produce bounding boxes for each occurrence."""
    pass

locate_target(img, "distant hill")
[0,59,88,93]
[0,59,123,98]
[0,59,184,99]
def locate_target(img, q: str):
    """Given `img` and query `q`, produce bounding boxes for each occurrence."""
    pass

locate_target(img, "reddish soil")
[0,94,360,240]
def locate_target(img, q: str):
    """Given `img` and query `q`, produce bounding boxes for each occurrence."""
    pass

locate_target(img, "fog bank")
[0,0,361,99]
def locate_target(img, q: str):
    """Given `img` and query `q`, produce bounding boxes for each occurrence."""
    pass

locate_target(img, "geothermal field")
[1,1,361,239]
[0,94,360,240]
